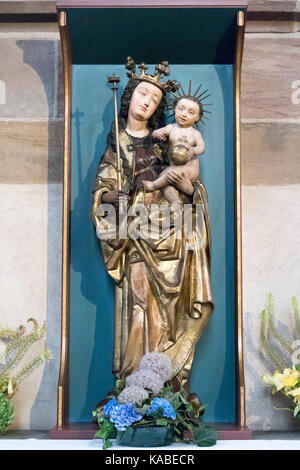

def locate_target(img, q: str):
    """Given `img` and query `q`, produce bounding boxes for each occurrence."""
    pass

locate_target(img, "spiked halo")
[167,80,212,124]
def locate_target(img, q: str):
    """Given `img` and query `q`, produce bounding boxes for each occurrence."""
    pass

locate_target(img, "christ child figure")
[142,96,205,204]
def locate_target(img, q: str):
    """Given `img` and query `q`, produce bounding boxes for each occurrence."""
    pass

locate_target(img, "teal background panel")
[62,7,243,65]
[69,64,235,422]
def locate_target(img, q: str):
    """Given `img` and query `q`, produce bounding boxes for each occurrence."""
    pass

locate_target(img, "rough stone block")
[0,121,63,184]
[241,122,300,186]
[0,23,59,33]
[0,0,297,15]
[245,20,296,33]
[241,36,300,119]
[0,39,56,118]
[248,0,298,12]
[0,1,56,14]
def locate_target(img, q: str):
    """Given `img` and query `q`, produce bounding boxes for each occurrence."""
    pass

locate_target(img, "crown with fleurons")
[125,56,179,94]
[168,80,212,123]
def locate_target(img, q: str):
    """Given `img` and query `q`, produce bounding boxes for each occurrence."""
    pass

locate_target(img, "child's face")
[175,98,200,128]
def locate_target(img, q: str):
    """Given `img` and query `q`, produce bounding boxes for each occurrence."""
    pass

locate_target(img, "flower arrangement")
[261,294,300,421]
[93,352,218,449]
[0,318,52,434]
[262,366,300,419]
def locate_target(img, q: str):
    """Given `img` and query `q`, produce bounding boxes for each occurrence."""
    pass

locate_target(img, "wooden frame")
[50,0,251,439]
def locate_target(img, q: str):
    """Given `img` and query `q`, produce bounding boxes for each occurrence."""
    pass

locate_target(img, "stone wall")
[241,1,300,431]
[0,0,300,431]
[0,19,63,430]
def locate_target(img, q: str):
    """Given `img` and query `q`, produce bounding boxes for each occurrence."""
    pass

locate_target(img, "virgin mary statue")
[91,59,213,400]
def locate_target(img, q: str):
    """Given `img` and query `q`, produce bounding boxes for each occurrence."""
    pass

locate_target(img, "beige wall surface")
[0,0,300,431]
[241,6,300,429]
[0,20,63,430]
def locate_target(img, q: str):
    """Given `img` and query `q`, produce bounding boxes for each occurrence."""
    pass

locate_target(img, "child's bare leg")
[162,185,182,205]
[142,168,170,191]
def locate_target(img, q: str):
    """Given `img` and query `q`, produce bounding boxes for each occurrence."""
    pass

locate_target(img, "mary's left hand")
[166,170,194,196]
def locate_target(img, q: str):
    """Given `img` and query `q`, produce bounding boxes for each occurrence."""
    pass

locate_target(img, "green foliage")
[293,404,300,418]
[292,297,300,339]
[115,378,126,393]
[0,392,14,435]
[166,389,193,411]
[156,418,170,426]
[135,404,150,416]
[193,422,218,447]
[161,385,173,396]
[260,294,300,371]
[103,439,113,450]
[0,318,52,399]
[94,416,117,451]
[194,404,207,419]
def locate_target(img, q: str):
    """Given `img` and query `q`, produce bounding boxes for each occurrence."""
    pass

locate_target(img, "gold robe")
[92,130,213,387]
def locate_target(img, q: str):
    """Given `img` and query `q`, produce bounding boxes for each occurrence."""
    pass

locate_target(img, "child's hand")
[153,128,168,141]
[188,147,194,159]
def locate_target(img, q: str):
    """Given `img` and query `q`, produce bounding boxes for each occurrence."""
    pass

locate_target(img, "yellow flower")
[282,367,300,388]
[286,387,300,406]
[272,371,285,391]
[262,371,284,391]
[262,374,275,386]
[7,380,13,396]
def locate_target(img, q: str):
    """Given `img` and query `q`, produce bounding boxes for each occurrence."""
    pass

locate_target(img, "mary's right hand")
[102,190,130,207]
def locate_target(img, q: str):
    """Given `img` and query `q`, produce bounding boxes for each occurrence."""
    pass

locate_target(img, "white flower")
[139,352,172,383]
[118,386,149,405]
[126,369,164,395]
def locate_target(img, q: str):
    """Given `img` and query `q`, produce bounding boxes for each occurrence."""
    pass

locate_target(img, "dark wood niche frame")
[50,0,252,440]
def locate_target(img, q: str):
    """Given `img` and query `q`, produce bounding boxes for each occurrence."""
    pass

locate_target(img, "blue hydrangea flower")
[103,398,117,417]
[146,398,176,420]
[108,403,143,431]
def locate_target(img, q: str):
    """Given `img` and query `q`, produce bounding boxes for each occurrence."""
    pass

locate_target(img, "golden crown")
[125,56,179,94]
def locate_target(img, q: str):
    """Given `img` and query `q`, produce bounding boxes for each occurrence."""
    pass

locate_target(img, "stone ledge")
[0,1,56,15]
[246,20,300,33]
[0,0,299,15]
[248,0,300,12]
[0,22,59,32]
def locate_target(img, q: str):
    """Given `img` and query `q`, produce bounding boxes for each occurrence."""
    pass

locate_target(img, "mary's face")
[128,81,163,122]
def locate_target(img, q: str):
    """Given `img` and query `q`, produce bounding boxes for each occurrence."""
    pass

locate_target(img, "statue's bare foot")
[187,392,205,416]
[169,201,183,210]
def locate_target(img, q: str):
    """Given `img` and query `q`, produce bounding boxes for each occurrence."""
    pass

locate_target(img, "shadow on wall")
[15,40,63,430]
[69,97,116,421]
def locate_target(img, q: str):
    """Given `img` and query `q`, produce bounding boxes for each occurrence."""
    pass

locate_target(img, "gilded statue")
[92,58,213,406]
